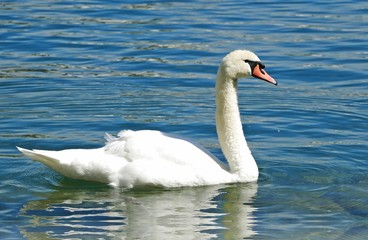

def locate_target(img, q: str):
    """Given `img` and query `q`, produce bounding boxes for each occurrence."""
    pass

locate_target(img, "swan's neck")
[215,67,258,181]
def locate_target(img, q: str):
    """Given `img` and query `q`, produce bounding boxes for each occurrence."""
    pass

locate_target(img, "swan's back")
[106,130,233,187]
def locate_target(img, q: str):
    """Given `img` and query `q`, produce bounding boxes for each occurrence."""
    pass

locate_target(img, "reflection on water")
[20,183,258,239]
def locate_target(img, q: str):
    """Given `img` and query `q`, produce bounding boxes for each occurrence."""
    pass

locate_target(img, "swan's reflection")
[20,183,258,239]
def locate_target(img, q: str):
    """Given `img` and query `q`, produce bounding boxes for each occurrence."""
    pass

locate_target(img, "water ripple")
[1,0,368,239]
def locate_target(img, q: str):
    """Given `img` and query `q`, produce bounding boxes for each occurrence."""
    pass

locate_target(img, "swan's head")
[221,50,277,85]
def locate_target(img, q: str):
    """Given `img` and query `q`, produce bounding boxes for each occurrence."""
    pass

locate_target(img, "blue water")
[1,0,367,239]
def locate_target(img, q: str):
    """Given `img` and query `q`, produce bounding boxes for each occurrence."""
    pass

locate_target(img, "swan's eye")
[244,60,265,70]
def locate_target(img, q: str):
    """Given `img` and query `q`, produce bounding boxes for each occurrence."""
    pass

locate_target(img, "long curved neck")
[215,66,258,181]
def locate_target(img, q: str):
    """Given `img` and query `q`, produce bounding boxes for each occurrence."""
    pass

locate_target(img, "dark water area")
[1,0,367,239]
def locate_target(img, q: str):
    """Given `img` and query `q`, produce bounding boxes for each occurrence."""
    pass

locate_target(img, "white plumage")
[18,50,277,188]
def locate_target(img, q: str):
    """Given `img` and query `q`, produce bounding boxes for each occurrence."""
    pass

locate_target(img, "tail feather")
[17,147,53,164]
[16,146,118,184]
[17,147,85,179]
[17,147,84,182]
[17,147,68,174]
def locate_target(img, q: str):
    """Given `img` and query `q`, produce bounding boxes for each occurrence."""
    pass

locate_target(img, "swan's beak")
[252,65,277,85]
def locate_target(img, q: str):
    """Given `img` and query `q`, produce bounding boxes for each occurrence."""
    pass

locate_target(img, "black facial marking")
[244,60,265,73]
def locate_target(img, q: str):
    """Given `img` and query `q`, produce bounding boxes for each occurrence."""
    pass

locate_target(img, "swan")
[17,50,277,188]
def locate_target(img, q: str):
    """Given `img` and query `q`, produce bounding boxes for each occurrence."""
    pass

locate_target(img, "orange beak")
[252,65,277,85]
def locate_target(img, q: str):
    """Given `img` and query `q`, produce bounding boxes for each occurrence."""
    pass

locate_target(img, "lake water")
[1,0,367,239]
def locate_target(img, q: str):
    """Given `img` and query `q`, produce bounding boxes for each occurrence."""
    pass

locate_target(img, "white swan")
[17,50,277,188]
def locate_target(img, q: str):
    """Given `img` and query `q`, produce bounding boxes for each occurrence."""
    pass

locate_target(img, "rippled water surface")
[1,0,368,239]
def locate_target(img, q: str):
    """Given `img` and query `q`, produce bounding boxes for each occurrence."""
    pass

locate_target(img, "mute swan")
[17,50,277,188]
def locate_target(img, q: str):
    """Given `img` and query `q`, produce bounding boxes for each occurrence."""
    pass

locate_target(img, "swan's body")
[18,50,277,188]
